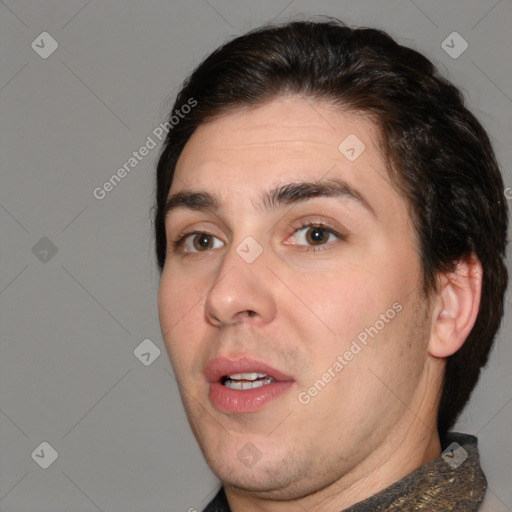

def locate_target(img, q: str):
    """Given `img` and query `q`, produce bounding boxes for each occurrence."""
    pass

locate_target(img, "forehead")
[176,97,380,172]
[171,96,404,220]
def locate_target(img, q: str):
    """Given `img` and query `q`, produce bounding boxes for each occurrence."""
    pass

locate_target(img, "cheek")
[289,266,383,343]
[158,264,208,363]
[285,253,417,371]
[293,296,428,442]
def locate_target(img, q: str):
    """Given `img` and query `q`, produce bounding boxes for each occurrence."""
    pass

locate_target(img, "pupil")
[308,227,326,244]
[195,234,212,250]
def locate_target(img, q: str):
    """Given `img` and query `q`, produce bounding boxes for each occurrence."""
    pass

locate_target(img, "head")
[154,19,508,502]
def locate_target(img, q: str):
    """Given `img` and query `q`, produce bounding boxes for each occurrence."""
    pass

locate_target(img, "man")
[154,19,508,511]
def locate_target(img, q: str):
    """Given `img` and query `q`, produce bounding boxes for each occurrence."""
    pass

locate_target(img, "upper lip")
[204,356,293,383]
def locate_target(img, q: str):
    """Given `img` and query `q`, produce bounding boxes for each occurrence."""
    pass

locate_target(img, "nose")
[204,241,277,327]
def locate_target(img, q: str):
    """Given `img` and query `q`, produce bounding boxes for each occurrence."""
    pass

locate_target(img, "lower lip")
[209,381,293,413]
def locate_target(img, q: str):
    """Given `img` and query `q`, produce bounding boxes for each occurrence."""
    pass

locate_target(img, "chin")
[204,443,309,497]
[220,471,283,493]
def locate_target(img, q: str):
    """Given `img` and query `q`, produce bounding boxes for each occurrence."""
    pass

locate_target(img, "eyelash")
[171,230,217,251]
[171,222,344,254]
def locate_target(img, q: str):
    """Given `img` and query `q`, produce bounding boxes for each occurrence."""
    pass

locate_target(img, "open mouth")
[221,372,276,390]
[205,357,293,413]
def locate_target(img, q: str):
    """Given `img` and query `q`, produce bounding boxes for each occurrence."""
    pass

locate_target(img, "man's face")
[158,96,434,499]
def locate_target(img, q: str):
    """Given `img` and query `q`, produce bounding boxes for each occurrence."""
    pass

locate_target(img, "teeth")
[228,372,267,381]
[224,377,274,390]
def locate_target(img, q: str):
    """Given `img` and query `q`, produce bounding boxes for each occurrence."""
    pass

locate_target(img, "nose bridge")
[204,234,275,326]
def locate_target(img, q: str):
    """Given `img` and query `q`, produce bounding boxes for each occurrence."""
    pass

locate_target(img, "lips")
[205,356,293,383]
[204,357,294,413]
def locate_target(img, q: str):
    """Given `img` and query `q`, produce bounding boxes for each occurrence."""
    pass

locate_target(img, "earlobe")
[429,254,483,358]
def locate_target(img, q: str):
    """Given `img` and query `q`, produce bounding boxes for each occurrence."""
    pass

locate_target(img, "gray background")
[0,1,511,510]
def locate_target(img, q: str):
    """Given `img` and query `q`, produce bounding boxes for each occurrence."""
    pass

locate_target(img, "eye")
[182,232,224,252]
[292,225,340,246]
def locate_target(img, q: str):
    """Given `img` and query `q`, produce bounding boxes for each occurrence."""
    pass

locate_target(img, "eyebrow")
[164,178,376,218]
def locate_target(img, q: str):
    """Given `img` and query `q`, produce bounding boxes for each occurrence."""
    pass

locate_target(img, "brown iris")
[193,233,214,251]
[305,227,330,245]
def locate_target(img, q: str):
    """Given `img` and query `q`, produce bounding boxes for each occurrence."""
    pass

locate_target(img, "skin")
[158,96,482,511]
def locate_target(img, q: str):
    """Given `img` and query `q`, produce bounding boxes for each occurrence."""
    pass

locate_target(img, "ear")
[429,254,483,358]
